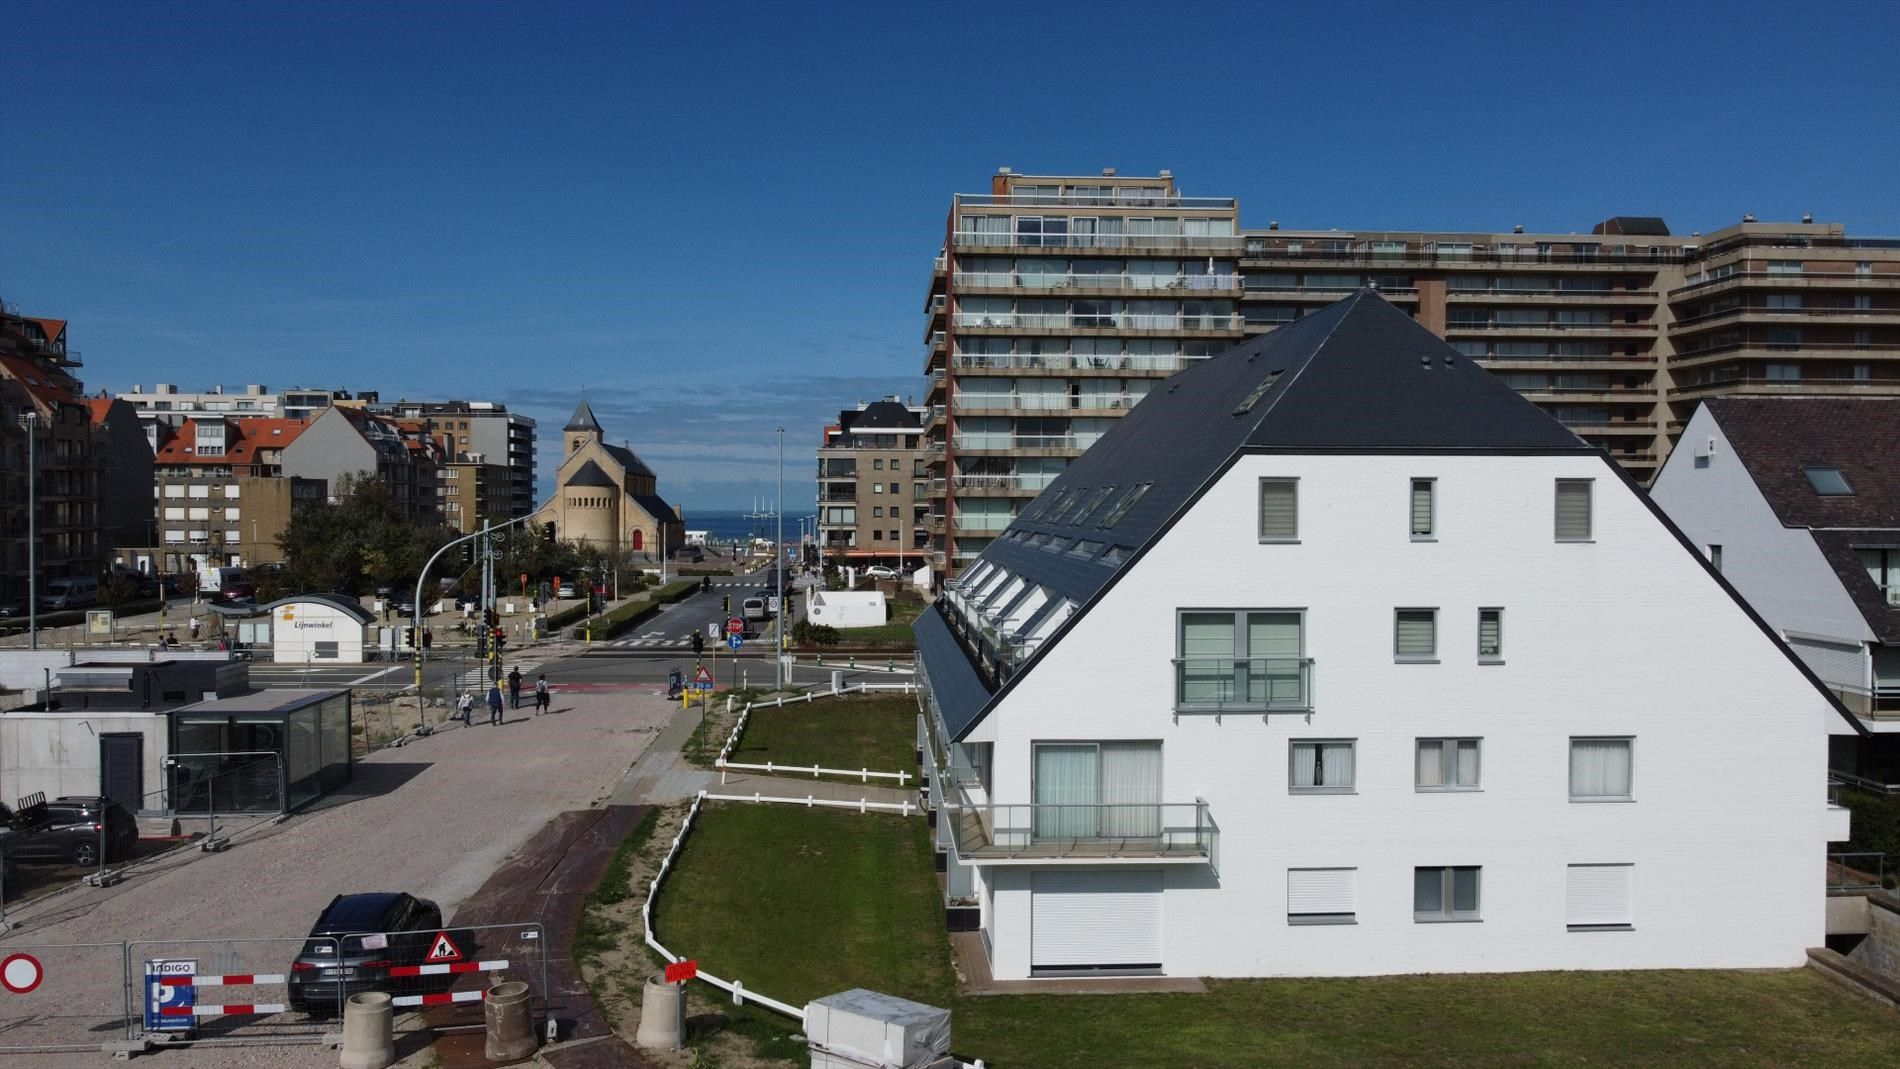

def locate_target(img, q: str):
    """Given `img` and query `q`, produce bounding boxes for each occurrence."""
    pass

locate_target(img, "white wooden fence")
[713,682,920,785]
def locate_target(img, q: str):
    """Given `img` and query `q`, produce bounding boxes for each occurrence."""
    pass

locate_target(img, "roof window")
[1803,466,1854,496]
[1232,371,1283,415]
[1100,482,1153,528]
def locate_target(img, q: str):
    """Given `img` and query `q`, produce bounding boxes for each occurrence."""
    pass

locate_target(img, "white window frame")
[1569,736,1634,802]
[1409,477,1435,540]
[1415,738,1482,792]
[1258,477,1298,542]
[1478,607,1504,663]
[1394,607,1438,663]
[1287,738,1355,794]
[1287,867,1357,926]
[1414,866,1482,923]
[1555,478,1594,542]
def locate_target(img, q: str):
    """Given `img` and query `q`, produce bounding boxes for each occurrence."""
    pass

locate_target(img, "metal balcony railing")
[954,312,1244,332]
[953,352,1184,373]
[955,192,1238,210]
[949,800,1215,860]
[955,271,1241,291]
[1174,657,1314,713]
[1826,852,1888,895]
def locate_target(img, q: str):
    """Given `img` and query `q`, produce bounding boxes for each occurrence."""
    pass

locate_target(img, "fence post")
[733,980,745,1007]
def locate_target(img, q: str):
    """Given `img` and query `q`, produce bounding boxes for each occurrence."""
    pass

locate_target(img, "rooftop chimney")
[1268,221,1279,230]
[1743,213,1757,223]
[1158,169,1172,178]
[996,166,1012,175]
[1513,224,1525,234]
[1101,167,1116,177]
[1802,212,1813,224]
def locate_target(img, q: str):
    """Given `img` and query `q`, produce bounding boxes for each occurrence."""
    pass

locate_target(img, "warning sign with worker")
[426,931,464,963]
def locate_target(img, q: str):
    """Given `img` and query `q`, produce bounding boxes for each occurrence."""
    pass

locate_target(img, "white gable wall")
[971,451,1835,979]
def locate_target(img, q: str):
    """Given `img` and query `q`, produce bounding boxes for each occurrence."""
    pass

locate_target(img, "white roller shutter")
[1785,636,1864,692]
[1287,868,1356,920]
[1031,870,1162,970]
[1565,864,1633,928]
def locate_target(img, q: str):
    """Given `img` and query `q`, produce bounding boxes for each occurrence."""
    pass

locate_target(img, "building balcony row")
[953,232,1244,255]
[951,353,1189,375]
[1444,321,1655,337]
[1668,306,1900,331]
[1666,377,1900,403]
[1240,246,1678,270]
[1669,270,1900,299]
[952,394,1142,415]
[951,271,1241,295]
[953,312,1245,334]
[1441,288,1659,304]
[1667,341,1900,370]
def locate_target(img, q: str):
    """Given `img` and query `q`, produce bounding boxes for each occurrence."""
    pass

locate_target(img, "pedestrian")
[457,691,474,725]
[189,616,202,641]
[508,666,523,709]
[534,674,550,715]
[422,628,433,650]
[487,683,504,725]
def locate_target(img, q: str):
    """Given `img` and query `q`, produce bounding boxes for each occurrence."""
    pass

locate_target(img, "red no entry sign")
[664,959,697,984]
[1,953,43,994]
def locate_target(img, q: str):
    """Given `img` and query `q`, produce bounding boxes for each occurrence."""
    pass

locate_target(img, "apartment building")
[118,383,346,426]
[920,169,1900,577]
[0,304,106,604]
[438,456,514,535]
[151,418,324,572]
[816,398,929,568]
[369,399,537,520]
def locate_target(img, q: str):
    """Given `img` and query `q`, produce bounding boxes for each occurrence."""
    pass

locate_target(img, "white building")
[915,292,1856,981]
[266,595,375,664]
[1651,398,1897,784]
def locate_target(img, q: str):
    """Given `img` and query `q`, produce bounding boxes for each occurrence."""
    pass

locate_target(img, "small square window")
[1287,868,1356,925]
[1395,609,1437,662]
[1289,739,1355,793]
[1555,479,1593,541]
[1258,478,1298,542]
[1570,737,1633,801]
[1566,863,1634,930]
[1416,738,1481,790]
[1414,866,1481,922]
[872,459,883,470]
[1410,478,1435,540]
[1478,608,1503,662]
[1803,467,1853,496]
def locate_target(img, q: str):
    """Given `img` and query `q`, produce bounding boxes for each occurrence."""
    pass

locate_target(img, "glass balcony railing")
[949,801,1215,860]
[1174,657,1314,713]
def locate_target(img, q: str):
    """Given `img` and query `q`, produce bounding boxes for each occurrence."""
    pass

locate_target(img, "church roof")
[603,443,655,479]
[566,459,616,488]
[564,398,602,433]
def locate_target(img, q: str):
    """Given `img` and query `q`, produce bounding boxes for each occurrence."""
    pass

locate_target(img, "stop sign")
[726,617,744,635]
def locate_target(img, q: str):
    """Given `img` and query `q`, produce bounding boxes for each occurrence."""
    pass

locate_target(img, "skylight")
[1803,466,1854,496]
[1100,482,1152,528]
[1232,371,1283,416]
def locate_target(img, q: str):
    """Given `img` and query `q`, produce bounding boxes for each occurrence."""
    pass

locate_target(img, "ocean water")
[683,510,816,545]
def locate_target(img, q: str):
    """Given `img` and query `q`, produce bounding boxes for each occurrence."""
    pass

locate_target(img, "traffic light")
[722,594,731,615]
[691,631,704,656]
[542,521,557,544]
[492,626,506,653]
[460,541,475,567]
[405,627,417,649]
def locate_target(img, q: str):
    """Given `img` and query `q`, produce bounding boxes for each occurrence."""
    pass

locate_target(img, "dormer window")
[1803,466,1853,496]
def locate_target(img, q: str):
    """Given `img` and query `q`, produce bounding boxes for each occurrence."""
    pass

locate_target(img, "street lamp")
[775,426,784,691]
[19,412,37,651]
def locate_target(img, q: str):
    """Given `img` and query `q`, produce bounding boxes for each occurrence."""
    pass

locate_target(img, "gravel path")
[0,678,675,1067]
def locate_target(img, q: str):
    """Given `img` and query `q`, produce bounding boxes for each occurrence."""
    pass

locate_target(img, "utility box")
[804,989,950,1069]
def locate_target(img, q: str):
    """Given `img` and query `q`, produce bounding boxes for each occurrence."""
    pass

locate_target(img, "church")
[534,398,685,559]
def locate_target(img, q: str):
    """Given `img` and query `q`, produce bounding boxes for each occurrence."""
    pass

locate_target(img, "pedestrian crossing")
[606,635,699,649]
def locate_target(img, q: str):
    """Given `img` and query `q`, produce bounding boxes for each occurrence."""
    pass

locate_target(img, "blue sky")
[5,0,1897,510]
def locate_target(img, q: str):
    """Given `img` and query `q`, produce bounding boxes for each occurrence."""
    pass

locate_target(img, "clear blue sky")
[6,0,1897,510]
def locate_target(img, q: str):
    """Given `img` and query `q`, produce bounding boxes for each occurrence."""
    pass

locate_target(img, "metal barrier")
[351,922,546,1033]
[0,941,131,1054]
[125,936,339,1044]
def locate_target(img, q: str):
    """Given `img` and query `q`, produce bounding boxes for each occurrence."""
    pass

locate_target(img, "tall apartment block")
[816,398,929,569]
[0,302,108,602]
[370,400,538,521]
[921,169,1900,576]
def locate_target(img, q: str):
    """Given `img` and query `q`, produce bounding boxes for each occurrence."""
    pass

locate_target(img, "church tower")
[563,398,603,457]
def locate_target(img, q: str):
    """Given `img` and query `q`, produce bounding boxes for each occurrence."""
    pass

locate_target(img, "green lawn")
[818,597,927,647]
[656,805,1900,1069]
[727,693,918,775]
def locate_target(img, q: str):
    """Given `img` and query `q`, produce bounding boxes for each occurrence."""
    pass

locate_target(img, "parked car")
[556,583,577,598]
[287,892,452,1016]
[863,565,899,580]
[742,595,771,624]
[0,598,28,618]
[216,581,257,604]
[39,576,100,611]
[2,796,138,867]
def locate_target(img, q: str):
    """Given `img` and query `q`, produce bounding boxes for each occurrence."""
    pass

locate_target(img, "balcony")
[1667,376,1900,402]
[1670,270,1900,299]
[953,312,1244,333]
[1669,341,1900,370]
[1444,321,1654,337]
[952,231,1244,255]
[951,474,1048,496]
[954,433,1081,454]
[954,270,1241,294]
[953,352,1184,375]
[953,393,1140,415]
[1173,657,1314,714]
[947,801,1216,863]
[1443,288,1658,303]
[955,192,1238,211]
[1242,243,1682,269]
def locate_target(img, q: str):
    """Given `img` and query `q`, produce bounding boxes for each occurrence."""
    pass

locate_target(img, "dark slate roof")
[564,399,602,433]
[631,493,678,523]
[843,400,922,432]
[928,291,1596,738]
[915,603,992,738]
[566,459,616,488]
[1592,216,1671,236]
[1704,397,1900,643]
[603,443,654,478]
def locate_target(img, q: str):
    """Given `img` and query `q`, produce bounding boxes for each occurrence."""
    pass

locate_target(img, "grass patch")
[727,693,918,777]
[573,806,661,965]
[658,806,1900,1069]
[807,597,926,648]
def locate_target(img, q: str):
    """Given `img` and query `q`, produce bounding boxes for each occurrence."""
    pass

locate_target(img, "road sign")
[426,931,464,963]
[727,634,743,651]
[85,609,114,637]
[1,953,43,995]
[664,959,698,984]
[694,665,713,685]
[726,617,744,635]
[144,960,195,1031]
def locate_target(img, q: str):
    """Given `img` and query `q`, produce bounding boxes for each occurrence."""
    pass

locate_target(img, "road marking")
[349,666,404,685]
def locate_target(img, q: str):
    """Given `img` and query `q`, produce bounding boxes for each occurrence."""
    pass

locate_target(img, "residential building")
[369,399,537,519]
[532,399,683,559]
[86,395,157,560]
[439,455,514,536]
[1650,397,1898,783]
[816,397,929,569]
[0,304,106,604]
[151,418,324,572]
[915,292,1853,981]
[920,169,1900,578]
[276,407,442,525]
[118,383,348,426]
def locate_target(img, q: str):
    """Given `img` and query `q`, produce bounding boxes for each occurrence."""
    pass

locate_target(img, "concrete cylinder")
[634,972,686,1051]
[337,991,395,1069]
[484,980,537,1062]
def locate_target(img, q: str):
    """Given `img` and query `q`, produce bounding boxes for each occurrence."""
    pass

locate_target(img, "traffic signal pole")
[413,514,534,694]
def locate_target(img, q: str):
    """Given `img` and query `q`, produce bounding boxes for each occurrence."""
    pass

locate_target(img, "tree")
[278,472,457,595]
[97,571,141,611]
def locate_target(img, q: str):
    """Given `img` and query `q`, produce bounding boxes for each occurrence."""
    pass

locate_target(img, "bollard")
[337,991,395,1069]
[635,971,686,1050]
[484,980,537,1061]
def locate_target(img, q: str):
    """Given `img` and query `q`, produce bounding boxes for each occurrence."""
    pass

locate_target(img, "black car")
[2,796,138,867]
[287,892,452,1016]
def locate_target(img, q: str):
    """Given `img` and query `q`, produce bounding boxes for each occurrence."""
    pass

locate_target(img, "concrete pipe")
[337,991,395,1069]
[634,972,686,1050]
[484,980,537,1061]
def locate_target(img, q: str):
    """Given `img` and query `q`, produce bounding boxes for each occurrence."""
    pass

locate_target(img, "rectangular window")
[1395,608,1437,662]
[1258,478,1298,541]
[1288,739,1355,793]
[1177,610,1307,711]
[1570,737,1633,801]
[1566,863,1634,930]
[1287,868,1357,925]
[1410,478,1435,539]
[873,483,884,494]
[1031,741,1162,840]
[1555,479,1593,541]
[1478,608,1503,662]
[1416,738,1481,790]
[872,506,883,518]
[1414,866,1481,922]
[1708,544,1723,572]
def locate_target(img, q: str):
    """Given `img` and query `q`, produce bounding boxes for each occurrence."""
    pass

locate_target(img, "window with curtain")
[1570,738,1633,800]
[1478,608,1503,662]
[1414,866,1481,921]
[1178,609,1307,711]
[1032,741,1162,840]
[1248,612,1303,705]
[1410,478,1435,539]
[1556,479,1593,541]
[1289,739,1355,793]
[1416,738,1481,790]
[1179,613,1235,704]
[1259,478,1298,541]
[1395,609,1437,662]
[1287,868,1357,925]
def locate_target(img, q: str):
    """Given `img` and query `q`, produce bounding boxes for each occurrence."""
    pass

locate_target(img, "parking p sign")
[145,960,196,1032]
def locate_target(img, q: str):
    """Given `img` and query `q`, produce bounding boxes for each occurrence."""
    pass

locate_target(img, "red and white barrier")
[158,973,285,987]
[392,989,486,1007]
[389,959,507,977]
[161,1003,287,1018]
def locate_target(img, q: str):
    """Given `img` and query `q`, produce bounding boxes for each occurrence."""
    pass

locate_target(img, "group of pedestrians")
[455,666,550,725]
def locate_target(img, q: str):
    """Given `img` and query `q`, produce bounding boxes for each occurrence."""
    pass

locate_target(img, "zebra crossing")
[606,633,699,649]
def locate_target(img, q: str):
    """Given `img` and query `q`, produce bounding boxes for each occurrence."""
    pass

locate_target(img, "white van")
[40,576,99,610]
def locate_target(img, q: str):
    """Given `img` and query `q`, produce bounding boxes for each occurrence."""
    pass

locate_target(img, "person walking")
[508,666,523,709]
[534,674,550,715]
[487,682,504,725]
[456,691,474,725]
